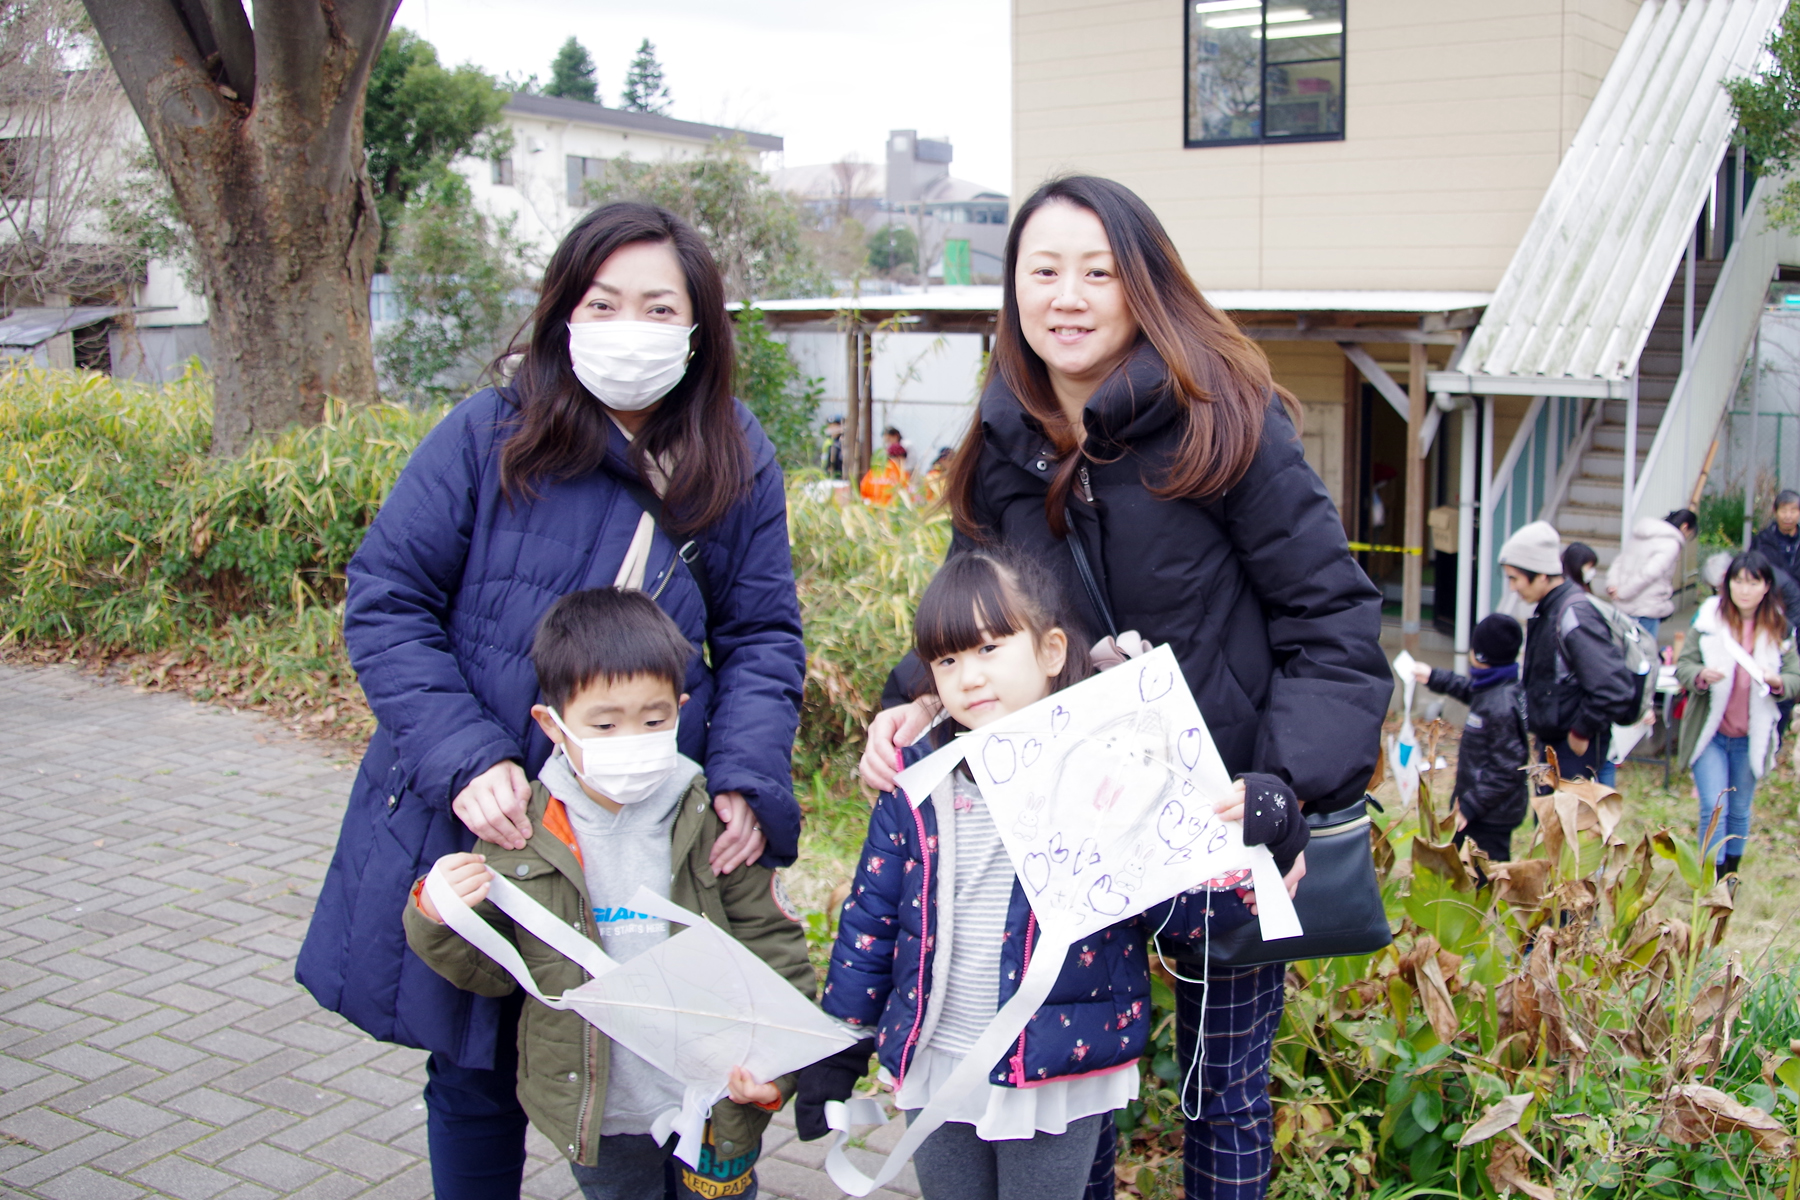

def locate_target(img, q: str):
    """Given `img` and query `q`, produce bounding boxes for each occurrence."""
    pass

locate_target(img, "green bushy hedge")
[0,365,934,764]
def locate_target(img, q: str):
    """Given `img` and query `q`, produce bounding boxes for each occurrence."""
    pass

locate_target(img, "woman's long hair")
[946,175,1296,538]
[1722,549,1789,644]
[497,203,751,536]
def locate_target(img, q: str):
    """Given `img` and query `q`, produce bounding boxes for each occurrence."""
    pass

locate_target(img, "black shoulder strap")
[616,477,718,635]
[1064,506,1119,638]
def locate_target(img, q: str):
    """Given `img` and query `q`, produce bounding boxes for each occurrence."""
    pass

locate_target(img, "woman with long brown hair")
[299,203,806,1200]
[853,177,1389,1199]
[1675,548,1800,884]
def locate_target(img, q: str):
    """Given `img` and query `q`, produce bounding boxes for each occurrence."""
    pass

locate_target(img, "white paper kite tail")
[424,865,617,1002]
[822,928,1073,1196]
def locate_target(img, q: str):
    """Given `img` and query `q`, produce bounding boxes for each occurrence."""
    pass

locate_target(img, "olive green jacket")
[403,773,812,1166]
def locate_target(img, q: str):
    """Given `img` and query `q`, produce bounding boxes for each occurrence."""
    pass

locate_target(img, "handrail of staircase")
[1538,398,1605,522]
[1630,174,1790,524]
[1475,394,1547,619]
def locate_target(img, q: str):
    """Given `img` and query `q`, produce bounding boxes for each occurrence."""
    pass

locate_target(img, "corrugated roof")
[1447,0,1786,387]
[503,93,783,152]
[740,287,1491,316]
[0,306,126,348]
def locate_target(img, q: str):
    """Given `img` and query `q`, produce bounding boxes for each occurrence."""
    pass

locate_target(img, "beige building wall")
[1013,0,1641,291]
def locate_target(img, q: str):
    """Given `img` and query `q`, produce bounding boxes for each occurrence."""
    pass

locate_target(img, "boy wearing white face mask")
[405,587,811,1200]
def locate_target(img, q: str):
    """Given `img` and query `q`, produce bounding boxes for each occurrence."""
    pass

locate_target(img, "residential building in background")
[457,93,782,261]
[774,129,1010,285]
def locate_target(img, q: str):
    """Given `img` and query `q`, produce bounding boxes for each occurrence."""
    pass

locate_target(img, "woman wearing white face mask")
[299,203,807,1200]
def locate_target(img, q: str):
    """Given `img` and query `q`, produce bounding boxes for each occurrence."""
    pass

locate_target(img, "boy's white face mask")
[548,708,680,806]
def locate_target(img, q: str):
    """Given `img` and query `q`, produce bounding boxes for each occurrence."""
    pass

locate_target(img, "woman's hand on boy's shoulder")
[416,853,493,924]
[452,761,532,849]
[709,791,766,876]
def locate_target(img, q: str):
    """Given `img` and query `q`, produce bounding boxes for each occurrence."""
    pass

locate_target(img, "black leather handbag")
[1198,797,1393,967]
[1063,513,1393,966]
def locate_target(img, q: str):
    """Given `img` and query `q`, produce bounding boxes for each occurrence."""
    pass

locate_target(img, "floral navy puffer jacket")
[823,742,1232,1088]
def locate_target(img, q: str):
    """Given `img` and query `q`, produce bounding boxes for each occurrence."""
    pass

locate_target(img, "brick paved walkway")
[0,664,914,1200]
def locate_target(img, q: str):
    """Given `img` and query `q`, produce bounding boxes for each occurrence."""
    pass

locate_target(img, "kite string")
[1151,899,1210,1123]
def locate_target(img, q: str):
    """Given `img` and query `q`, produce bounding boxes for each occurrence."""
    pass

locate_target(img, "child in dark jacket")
[797,550,1307,1200]
[1412,614,1531,865]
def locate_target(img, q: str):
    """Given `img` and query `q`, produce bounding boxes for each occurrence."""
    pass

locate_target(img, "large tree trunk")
[81,0,399,455]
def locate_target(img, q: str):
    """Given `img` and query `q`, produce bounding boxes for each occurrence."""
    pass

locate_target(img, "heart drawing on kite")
[1177,727,1202,772]
[982,736,1018,784]
[1021,738,1043,767]
[1087,874,1129,915]
[1022,851,1051,893]
[1138,662,1175,703]
[1050,706,1071,735]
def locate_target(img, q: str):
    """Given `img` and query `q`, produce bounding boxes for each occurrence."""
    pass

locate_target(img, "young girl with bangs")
[1676,549,1800,883]
[799,550,1308,1200]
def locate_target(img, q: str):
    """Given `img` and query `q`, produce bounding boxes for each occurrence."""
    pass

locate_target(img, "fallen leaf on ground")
[1660,1084,1791,1154]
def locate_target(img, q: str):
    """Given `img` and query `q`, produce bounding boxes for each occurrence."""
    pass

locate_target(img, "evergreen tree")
[620,39,671,115]
[364,29,510,262]
[546,37,598,103]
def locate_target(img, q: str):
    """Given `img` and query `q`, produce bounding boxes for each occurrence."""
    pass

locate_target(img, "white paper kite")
[425,871,859,1168]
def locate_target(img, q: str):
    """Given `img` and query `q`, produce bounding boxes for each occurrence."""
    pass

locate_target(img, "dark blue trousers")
[425,993,529,1200]
[1175,961,1286,1200]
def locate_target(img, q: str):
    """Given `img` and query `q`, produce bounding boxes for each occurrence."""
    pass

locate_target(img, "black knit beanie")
[1470,613,1523,666]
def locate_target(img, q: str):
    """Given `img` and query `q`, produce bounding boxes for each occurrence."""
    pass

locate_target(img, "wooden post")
[1404,342,1428,655]
[859,329,875,483]
[844,325,863,486]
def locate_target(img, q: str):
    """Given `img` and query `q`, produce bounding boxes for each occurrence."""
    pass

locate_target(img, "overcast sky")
[393,0,1014,194]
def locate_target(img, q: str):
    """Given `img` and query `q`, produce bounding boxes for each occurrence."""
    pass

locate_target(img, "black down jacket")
[1424,667,1530,829]
[1521,581,1637,742]
[903,343,1389,815]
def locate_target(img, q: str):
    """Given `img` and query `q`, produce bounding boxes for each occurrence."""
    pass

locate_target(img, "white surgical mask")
[567,320,693,411]
[1583,564,1597,585]
[548,708,681,806]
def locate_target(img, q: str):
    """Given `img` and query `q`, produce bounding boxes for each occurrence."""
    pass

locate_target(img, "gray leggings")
[907,1112,1104,1200]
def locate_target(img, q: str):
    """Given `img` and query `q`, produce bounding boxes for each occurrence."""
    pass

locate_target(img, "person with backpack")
[1410,614,1530,868]
[1675,549,1800,885]
[1500,521,1640,781]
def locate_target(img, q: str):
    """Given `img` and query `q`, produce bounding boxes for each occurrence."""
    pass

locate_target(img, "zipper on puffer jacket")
[1008,913,1037,1085]
[1078,466,1095,503]
[574,900,598,1159]
[896,799,932,1088]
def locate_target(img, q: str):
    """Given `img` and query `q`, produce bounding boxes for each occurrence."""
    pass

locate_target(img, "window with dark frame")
[491,156,515,187]
[1185,1,1344,146]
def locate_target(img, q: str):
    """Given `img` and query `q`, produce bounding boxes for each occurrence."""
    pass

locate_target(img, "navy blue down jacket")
[823,747,1232,1087]
[297,386,805,1068]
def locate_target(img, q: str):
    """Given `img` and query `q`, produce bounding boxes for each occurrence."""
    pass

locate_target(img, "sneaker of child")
[405,587,811,1200]
[1412,613,1530,867]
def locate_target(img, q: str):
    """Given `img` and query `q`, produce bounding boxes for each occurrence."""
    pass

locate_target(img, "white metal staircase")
[1554,263,1718,565]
